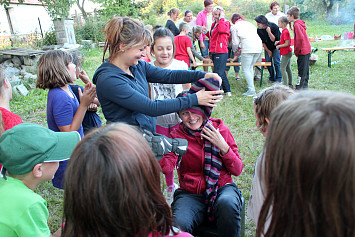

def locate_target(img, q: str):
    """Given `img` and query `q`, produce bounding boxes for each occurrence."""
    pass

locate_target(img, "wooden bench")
[192,62,272,87]
[321,46,355,68]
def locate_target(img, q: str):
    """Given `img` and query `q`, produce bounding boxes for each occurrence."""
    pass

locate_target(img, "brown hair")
[103,17,152,62]
[287,6,300,19]
[269,1,280,10]
[231,13,245,24]
[256,93,355,237]
[253,85,294,134]
[179,22,189,32]
[36,50,73,90]
[204,0,213,7]
[62,123,174,237]
[278,16,288,24]
[192,25,203,41]
[167,7,180,16]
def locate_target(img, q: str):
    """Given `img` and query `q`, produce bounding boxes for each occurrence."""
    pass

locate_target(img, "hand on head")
[196,87,223,107]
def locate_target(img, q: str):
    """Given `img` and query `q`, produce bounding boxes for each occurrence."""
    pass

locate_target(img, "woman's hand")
[204,73,222,86]
[201,123,230,155]
[78,70,90,84]
[79,82,96,107]
[196,88,223,107]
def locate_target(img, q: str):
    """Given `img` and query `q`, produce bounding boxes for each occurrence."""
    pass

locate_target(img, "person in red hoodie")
[287,6,311,90]
[159,78,243,237]
[206,6,232,96]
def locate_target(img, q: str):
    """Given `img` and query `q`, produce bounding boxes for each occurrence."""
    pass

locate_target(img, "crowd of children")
[0,2,352,237]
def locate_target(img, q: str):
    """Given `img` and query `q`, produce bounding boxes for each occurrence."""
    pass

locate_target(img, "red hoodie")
[206,18,231,54]
[293,20,311,56]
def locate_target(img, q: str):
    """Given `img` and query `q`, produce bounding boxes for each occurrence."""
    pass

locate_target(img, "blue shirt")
[93,60,206,132]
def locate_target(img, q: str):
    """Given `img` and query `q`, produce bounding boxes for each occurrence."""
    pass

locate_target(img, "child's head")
[192,25,203,41]
[62,123,173,236]
[257,92,355,237]
[179,22,189,33]
[253,85,294,137]
[0,68,11,100]
[287,6,300,21]
[0,123,80,184]
[278,16,288,28]
[103,17,152,62]
[151,27,175,68]
[36,50,75,89]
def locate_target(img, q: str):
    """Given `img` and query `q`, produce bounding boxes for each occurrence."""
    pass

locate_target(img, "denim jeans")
[241,53,260,93]
[264,48,282,82]
[172,183,243,237]
[199,39,210,58]
[280,51,293,86]
[225,46,240,73]
[211,53,230,93]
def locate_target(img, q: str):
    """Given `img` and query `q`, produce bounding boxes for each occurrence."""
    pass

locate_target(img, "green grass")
[9,21,355,236]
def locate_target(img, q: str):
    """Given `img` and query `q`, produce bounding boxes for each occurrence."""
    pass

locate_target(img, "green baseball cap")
[0,123,81,176]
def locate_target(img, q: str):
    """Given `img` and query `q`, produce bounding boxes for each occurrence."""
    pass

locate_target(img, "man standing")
[265,1,286,27]
[176,10,196,32]
[255,15,282,82]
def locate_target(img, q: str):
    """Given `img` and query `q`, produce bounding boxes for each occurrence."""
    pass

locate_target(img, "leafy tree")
[40,0,75,20]
[76,0,88,20]
[94,0,149,20]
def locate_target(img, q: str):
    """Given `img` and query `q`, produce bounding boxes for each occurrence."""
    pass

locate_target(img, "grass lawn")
[9,21,355,236]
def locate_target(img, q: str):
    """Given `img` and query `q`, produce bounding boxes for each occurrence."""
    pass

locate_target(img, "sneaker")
[164,183,179,206]
[226,92,232,96]
[242,90,256,97]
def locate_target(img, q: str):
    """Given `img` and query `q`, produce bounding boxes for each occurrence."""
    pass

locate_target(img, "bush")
[74,17,105,43]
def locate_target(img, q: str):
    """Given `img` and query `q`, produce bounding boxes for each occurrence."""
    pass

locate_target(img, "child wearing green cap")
[0,123,80,236]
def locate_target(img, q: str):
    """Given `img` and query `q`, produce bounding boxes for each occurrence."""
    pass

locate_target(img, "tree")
[76,0,88,20]
[322,0,335,14]
[1,0,23,6]
[40,0,75,20]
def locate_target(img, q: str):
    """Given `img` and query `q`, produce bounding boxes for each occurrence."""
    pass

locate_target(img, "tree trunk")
[323,0,335,15]
[76,0,88,21]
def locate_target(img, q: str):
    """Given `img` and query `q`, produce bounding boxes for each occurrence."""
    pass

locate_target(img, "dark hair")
[36,50,73,90]
[270,1,280,10]
[231,13,245,24]
[287,6,300,19]
[62,123,174,237]
[204,0,213,7]
[254,15,269,25]
[256,93,355,237]
[184,10,192,16]
[253,85,294,134]
[103,17,152,62]
[151,27,175,56]
[153,25,163,32]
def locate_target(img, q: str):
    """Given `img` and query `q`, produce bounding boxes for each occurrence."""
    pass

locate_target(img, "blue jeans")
[199,39,210,58]
[211,53,230,93]
[264,48,282,82]
[225,46,240,73]
[172,183,243,237]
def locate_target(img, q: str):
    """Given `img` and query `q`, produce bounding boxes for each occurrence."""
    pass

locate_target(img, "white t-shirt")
[265,11,286,32]
[231,21,263,54]
[149,59,188,127]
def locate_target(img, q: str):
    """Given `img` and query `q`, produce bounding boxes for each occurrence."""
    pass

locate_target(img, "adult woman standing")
[93,17,223,133]
[166,8,181,36]
[196,0,214,72]
[206,6,231,96]
[230,13,263,96]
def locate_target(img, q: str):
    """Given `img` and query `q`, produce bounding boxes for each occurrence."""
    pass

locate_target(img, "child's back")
[175,34,192,66]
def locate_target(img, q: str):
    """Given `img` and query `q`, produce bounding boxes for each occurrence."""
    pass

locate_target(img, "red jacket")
[293,20,311,56]
[206,18,231,54]
[159,118,243,194]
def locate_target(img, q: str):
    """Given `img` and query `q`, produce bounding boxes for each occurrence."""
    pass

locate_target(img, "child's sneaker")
[164,183,179,207]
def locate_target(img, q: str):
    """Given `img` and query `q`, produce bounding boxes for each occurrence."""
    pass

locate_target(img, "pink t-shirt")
[279,28,292,55]
[174,35,192,66]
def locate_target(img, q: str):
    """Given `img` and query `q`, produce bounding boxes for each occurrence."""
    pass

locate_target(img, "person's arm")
[266,26,276,42]
[196,12,204,41]
[263,43,273,57]
[215,18,230,34]
[58,84,96,132]
[276,40,290,50]
[187,47,196,66]
[189,36,204,61]
[201,122,243,176]
[159,152,179,174]
[231,26,241,54]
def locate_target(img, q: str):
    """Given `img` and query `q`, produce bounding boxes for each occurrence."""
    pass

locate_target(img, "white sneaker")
[164,183,179,207]
[226,92,232,96]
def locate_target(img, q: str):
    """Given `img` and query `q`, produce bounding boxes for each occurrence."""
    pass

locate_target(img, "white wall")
[0,4,53,36]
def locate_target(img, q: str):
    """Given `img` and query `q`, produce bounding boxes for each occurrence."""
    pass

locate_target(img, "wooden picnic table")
[192,61,272,87]
[321,46,355,68]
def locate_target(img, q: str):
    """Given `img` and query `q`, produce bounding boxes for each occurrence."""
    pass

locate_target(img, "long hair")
[62,123,174,237]
[256,93,355,237]
[36,50,73,89]
[103,17,152,62]
[192,25,203,41]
